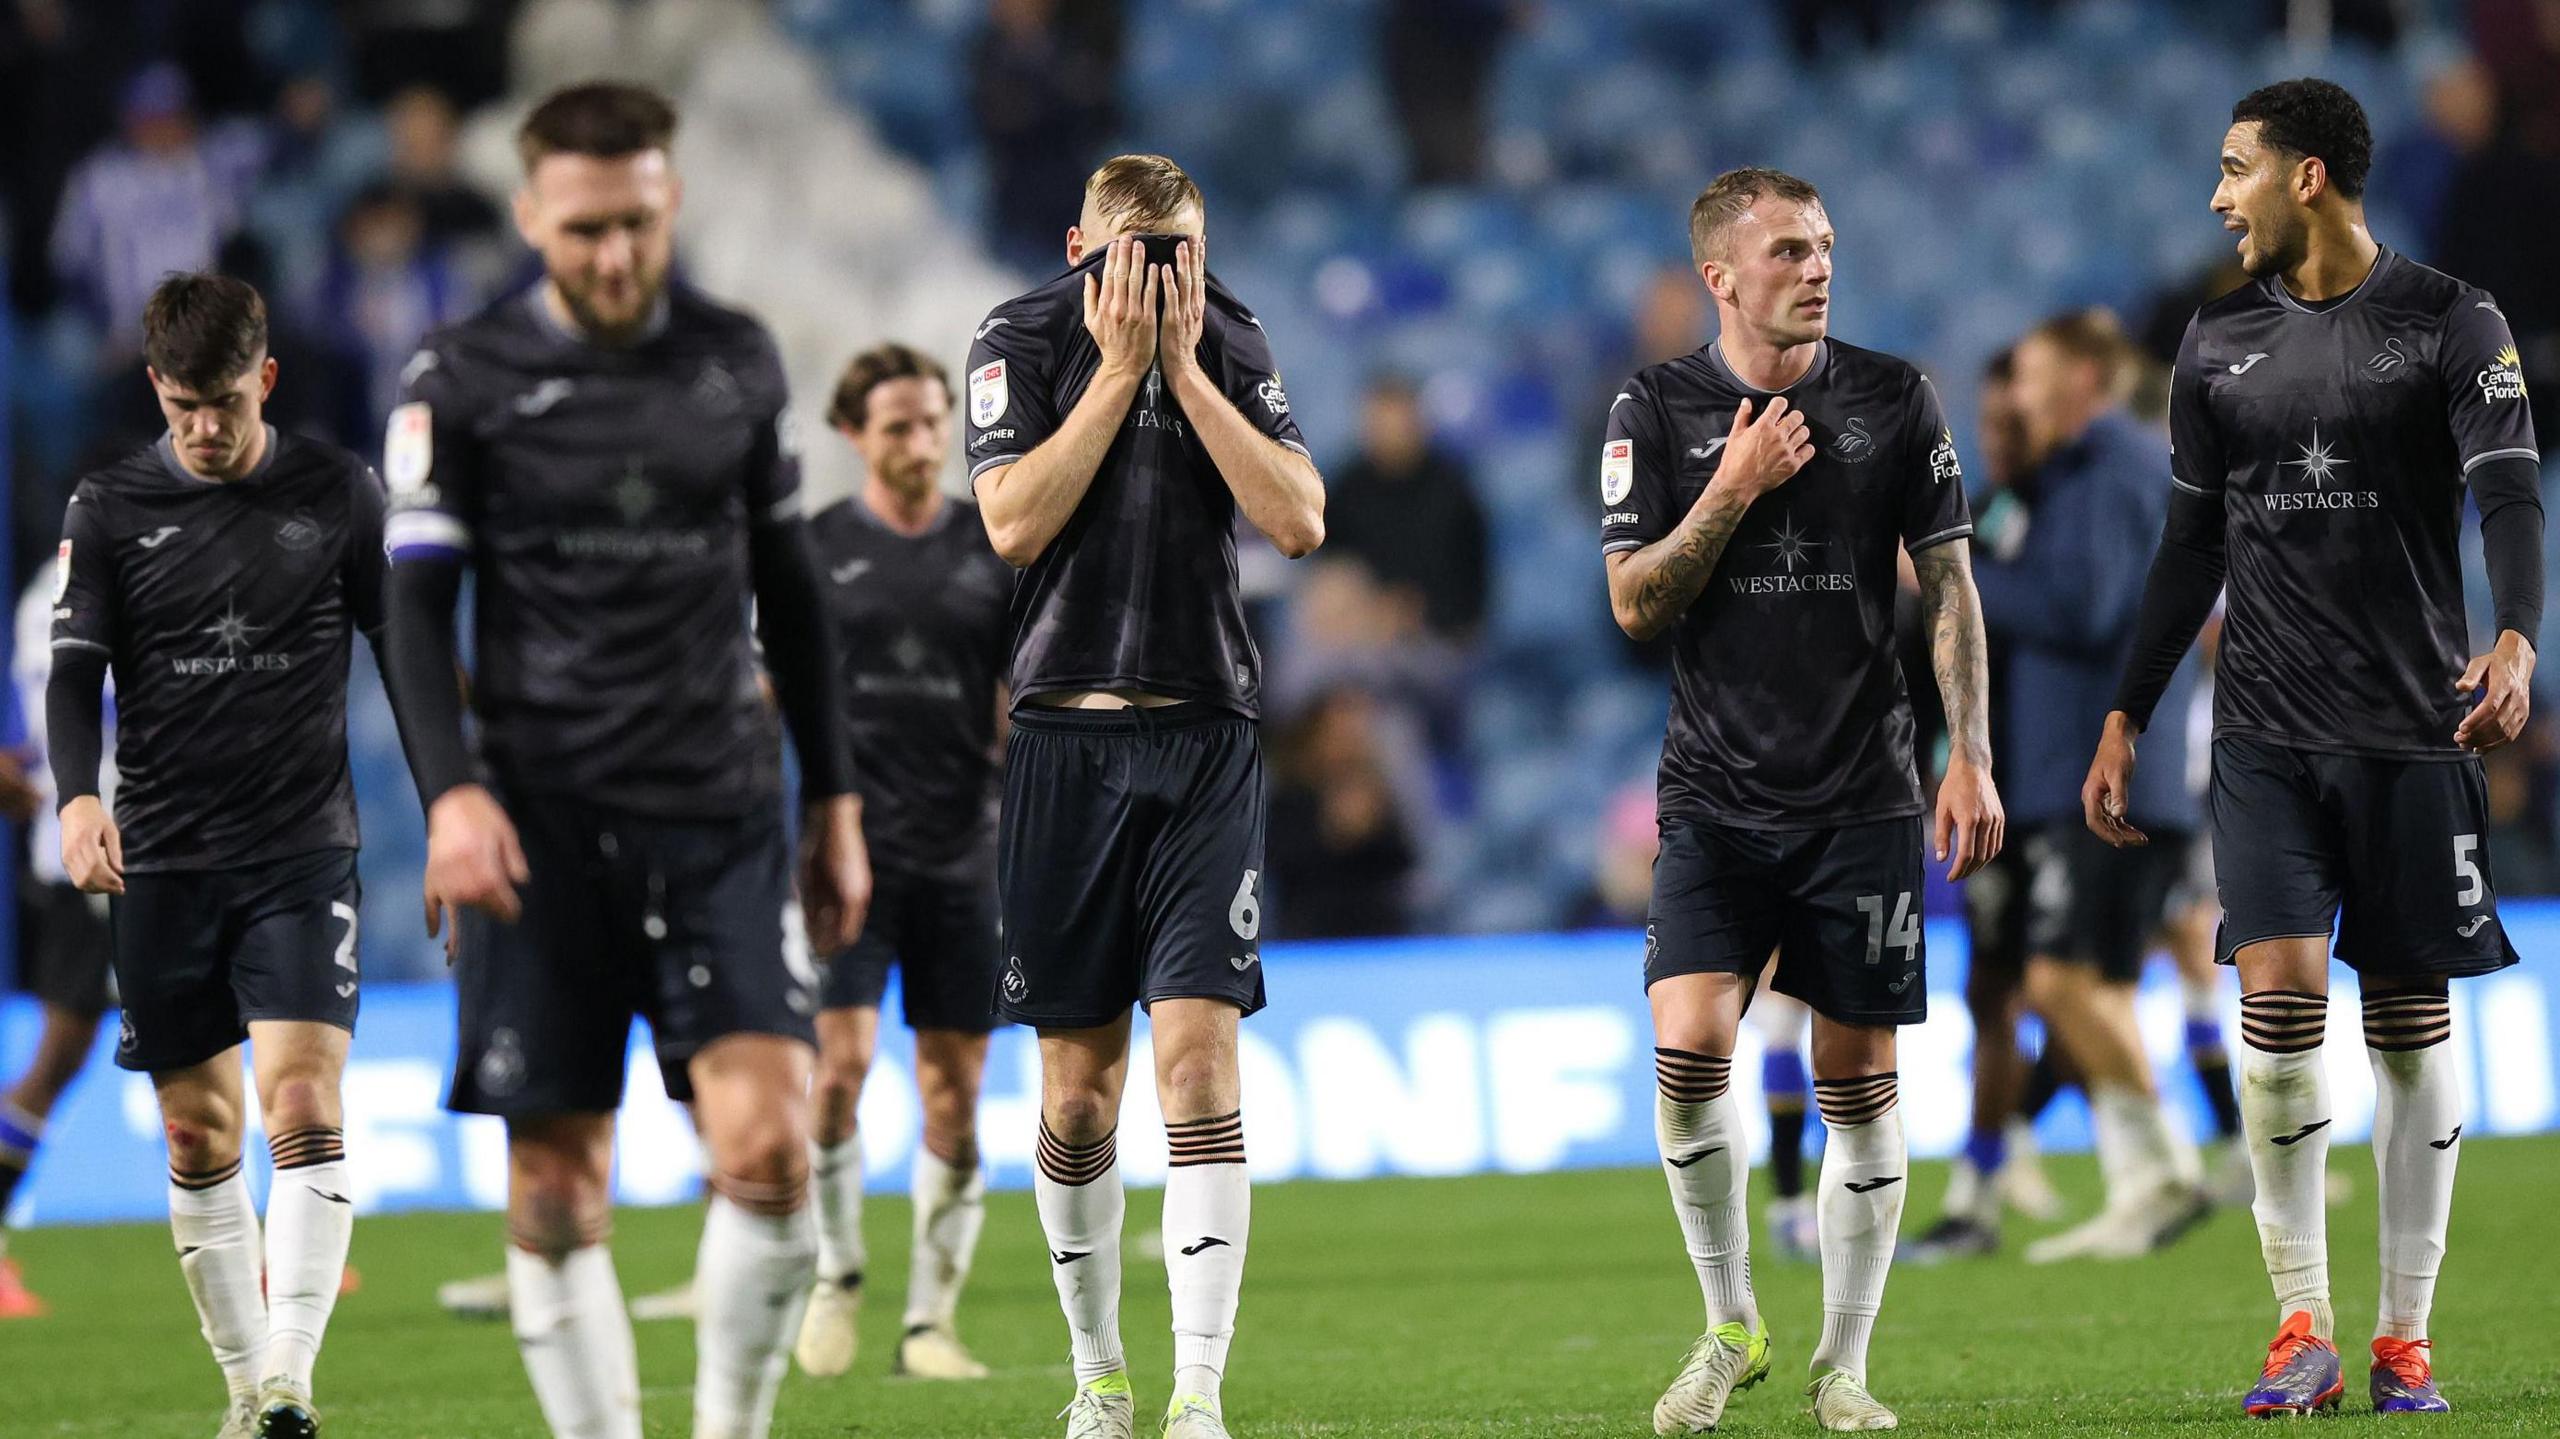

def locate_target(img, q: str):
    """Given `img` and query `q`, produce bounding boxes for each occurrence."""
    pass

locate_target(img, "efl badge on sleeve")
[970,359,1009,427]
[1600,439,1634,505]
[385,402,433,494]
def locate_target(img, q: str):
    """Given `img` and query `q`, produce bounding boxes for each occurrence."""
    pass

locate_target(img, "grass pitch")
[8,1135,2559,1436]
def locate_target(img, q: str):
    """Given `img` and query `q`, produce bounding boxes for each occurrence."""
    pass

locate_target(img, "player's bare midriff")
[1028,689,1184,709]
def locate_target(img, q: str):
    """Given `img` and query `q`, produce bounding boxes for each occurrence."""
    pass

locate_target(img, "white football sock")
[1034,1121,1126,1384]
[169,1162,267,1402]
[904,1142,987,1331]
[2090,1085,2200,1199]
[1654,1048,1758,1331]
[506,1244,641,1439]
[1812,1074,1905,1384]
[693,1189,816,1439]
[1163,1110,1250,1409]
[261,1128,353,1390]
[2239,990,2335,1342]
[2364,992,2460,1342]
[2087,1084,2146,1197]
[810,1134,865,1290]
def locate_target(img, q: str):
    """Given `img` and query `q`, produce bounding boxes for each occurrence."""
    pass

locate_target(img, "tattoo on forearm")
[1623,493,1749,634]
[1915,543,1991,763]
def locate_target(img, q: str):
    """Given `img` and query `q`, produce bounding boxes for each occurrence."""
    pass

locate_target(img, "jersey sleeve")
[50,488,116,661]
[739,329,806,529]
[382,343,481,561]
[1598,376,1677,555]
[1899,373,1973,552]
[1215,306,1310,458]
[2167,317,2226,499]
[345,463,391,639]
[964,304,1059,480]
[2441,290,2539,477]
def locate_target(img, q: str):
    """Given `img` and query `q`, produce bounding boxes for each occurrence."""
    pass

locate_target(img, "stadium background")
[3,0,2559,1225]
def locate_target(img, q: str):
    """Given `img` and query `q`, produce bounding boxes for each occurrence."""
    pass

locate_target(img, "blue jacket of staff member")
[1971,411,2202,833]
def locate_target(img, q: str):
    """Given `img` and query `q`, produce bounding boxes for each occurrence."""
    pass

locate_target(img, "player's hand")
[1705,396,1815,503]
[798,794,872,953]
[2082,711,2150,848]
[424,784,528,946]
[58,794,124,895]
[1157,236,1208,385]
[1082,236,1160,380]
[2454,630,2535,751]
[1934,750,2004,881]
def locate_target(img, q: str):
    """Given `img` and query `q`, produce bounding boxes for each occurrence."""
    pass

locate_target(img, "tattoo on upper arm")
[1914,542,1990,758]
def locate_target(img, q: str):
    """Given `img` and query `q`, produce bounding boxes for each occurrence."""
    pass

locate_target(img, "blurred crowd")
[4,0,2559,954]
[2,0,527,586]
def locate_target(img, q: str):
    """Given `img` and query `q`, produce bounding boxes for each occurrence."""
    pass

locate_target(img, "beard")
[2238,211,2307,278]
[559,266,667,338]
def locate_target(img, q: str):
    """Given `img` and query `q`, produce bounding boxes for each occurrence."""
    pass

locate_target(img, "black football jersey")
[808,495,1012,881]
[962,253,1308,716]
[1601,339,1972,830]
[385,287,801,816]
[52,428,387,870]
[2171,249,2538,758]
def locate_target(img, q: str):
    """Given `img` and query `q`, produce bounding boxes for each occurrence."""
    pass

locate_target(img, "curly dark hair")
[2232,78,2372,200]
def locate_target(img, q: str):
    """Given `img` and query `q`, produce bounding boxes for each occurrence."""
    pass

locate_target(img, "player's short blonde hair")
[1084,154,1204,234]
[1688,167,1824,266]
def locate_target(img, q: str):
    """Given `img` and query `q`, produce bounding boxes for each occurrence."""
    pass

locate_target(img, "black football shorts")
[111,847,361,1072]
[2209,735,2518,978]
[446,787,814,1117]
[1646,815,1929,1026]
[823,860,1004,1034]
[2024,823,2194,983]
[995,703,1266,1029]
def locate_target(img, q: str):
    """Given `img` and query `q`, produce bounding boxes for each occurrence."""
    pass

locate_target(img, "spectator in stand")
[320,182,469,433]
[1326,373,1491,648]
[2433,45,2560,444]
[1381,0,1516,185]
[1567,783,1658,929]
[2472,0,2560,154]
[346,0,513,107]
[49,62,266,356]
[0,0,130,314]
[971,0,1122,272]
[1783,0,1892,63]
[1267,687,1420,939]
[384,85,501,248]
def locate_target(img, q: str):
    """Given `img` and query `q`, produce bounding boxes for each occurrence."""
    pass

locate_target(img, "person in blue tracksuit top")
[1971,309,2212,1263]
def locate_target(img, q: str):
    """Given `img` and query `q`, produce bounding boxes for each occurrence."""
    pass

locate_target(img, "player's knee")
[814,1047,870,1107]
[509,1182,609,1260]
[708,1113,809,1202]
[1155,1046,1237,1114]
[161,1115,239,1173]
[1042,1088,1116,1145]
[260,1073,340,1135]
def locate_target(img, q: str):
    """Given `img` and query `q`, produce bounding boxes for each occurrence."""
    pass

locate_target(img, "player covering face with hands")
[1601,167,2000,1434]
[966,153,1324,1439]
